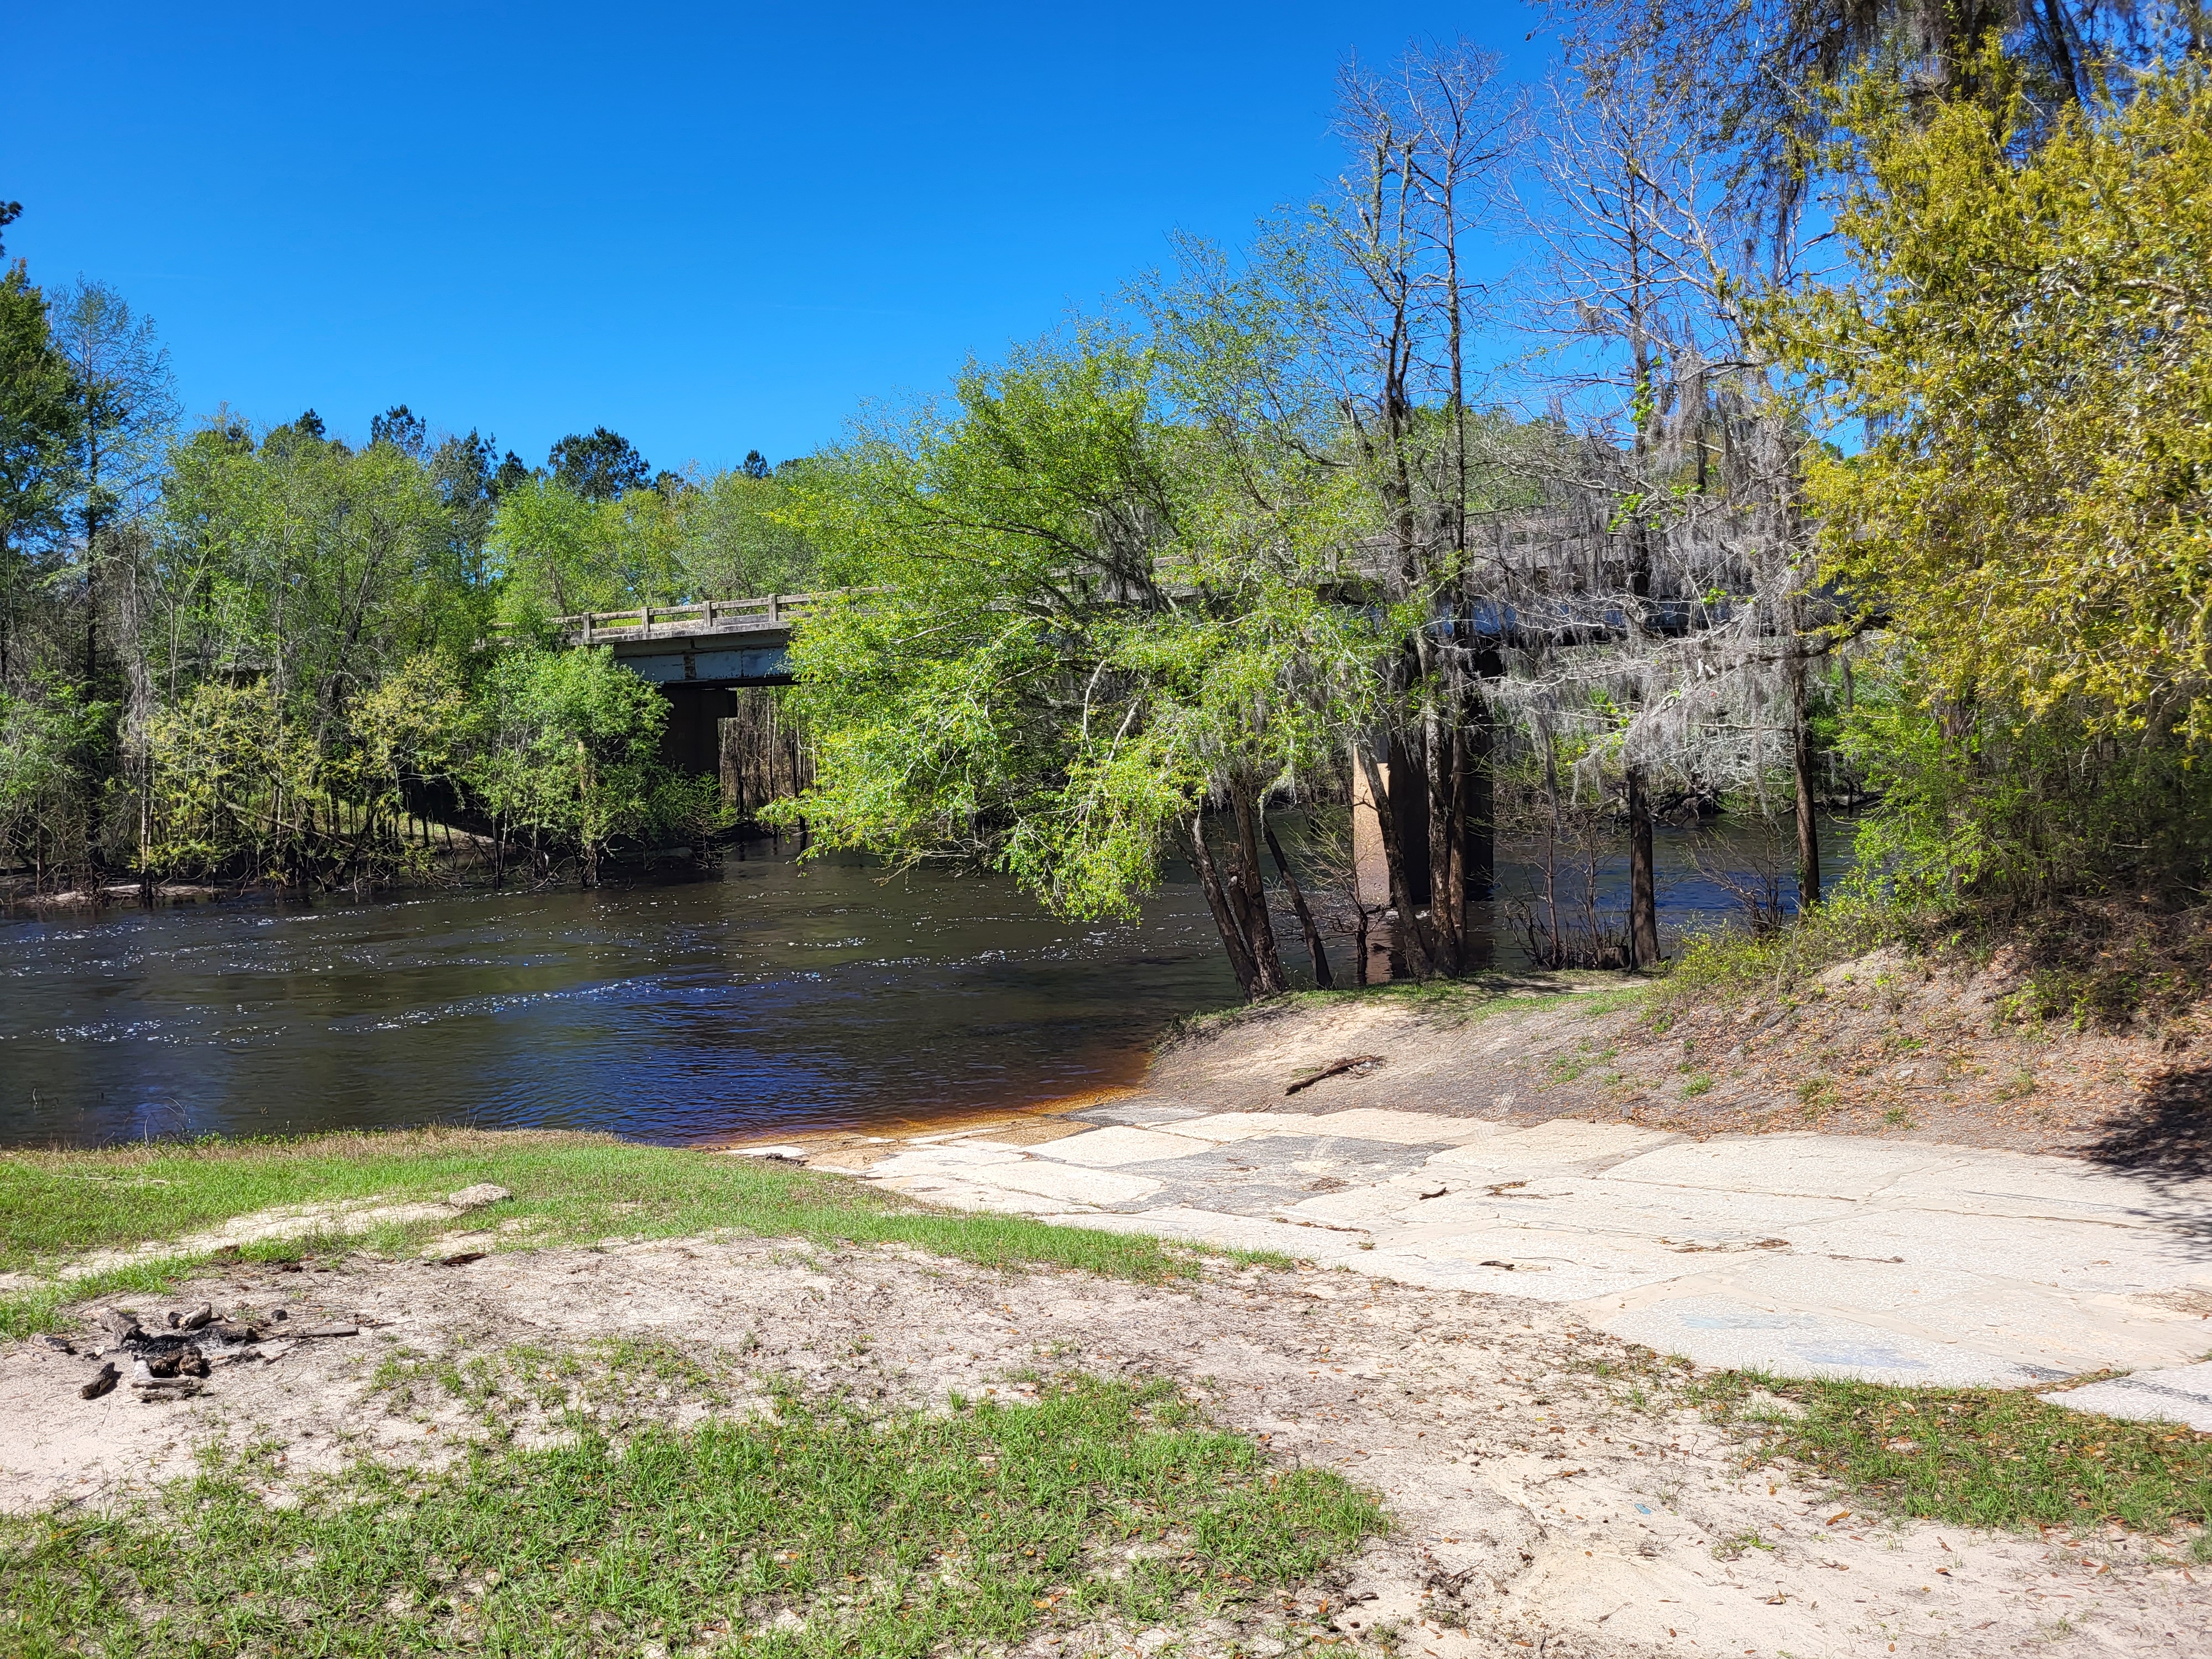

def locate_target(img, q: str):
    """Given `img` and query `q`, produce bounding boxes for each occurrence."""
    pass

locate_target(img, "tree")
[0,681,113,887]
[49,279,177,682]
[774,334,1379,997]
[1764,62,2212,899]
[369,404,427,456]
[154,415,468,756]
[465,646,667,886]
[743,448,771,480]
[489,474,681,631]
[489,448,534,498]
[429,429,503,600]
[549,426,650,501]
[0,254,72,681]
[1307,40,1521,975]
[1558,0,2212,235]
[675,467,818,599]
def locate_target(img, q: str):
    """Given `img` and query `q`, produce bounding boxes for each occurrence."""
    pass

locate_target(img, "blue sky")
[2,4,1557,476]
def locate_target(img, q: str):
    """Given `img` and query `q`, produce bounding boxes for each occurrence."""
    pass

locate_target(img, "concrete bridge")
[551,593,826,776]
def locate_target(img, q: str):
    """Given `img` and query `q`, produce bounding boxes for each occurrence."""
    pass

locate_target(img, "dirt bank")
[1126,957,2205,1168]
[7,1238,2203,1657]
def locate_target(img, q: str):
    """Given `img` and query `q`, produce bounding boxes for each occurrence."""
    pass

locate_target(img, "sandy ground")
[7,1239,2207,1658]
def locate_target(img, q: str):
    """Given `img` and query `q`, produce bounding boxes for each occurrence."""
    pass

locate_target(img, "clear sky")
[2,4,1556,476]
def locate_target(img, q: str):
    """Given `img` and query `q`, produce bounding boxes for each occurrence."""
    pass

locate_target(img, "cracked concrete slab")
[844,1102,2212,1405]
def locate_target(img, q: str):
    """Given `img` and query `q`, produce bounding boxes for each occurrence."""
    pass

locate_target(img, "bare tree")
[1315,39,1521,977]
[1492,31,1832,950]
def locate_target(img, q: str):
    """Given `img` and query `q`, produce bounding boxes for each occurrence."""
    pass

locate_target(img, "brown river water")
[1,826,1854,1149]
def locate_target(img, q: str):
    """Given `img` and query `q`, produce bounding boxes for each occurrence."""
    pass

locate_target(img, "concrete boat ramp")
[745,1102,2212,1426]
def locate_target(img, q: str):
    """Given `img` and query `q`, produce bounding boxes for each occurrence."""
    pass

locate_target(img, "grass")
[1652,890,1901,1018]
[0,1375,1385,1658]
[1696,1371,2212,1541]
[0,1129,1276,1340]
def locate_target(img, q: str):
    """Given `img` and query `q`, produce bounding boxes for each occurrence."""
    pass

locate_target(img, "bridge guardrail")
[486,592,842,645]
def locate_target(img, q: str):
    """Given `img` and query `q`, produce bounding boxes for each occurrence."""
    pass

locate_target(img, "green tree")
[674,467,818,598]
[50,279,178,682]
[0,256,72,682]
[1766,63,2212,898]
[548,426,651,502]
[0,680,113,887]
[465,646,667,886]
[489,474,683,632]
[774,334,1381,997]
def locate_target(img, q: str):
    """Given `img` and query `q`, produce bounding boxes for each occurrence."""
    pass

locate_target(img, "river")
[1,823,1855,1149]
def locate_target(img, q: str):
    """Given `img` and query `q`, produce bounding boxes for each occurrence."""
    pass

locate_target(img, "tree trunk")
[1227,782,1288,995]
[1464,684,1495,904]
[1354,743,1438,978]
[1626,763,1660,969]
[1423,693,1463,975]
[1262,819,1334,989]
[1187,812,1261,999]
[1793,648,1822,911]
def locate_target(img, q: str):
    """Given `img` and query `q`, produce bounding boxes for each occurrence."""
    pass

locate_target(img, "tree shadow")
[2082,1062,2212,1182]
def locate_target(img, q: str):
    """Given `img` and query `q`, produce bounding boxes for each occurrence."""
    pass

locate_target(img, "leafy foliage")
[1768,65,2212,900]
[773,335,1380,938]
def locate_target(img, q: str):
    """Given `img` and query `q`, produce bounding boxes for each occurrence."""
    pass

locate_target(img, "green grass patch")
[0,1130,1259,1340]
[1653,889,1901,1016]
[0,1376,1383,1658]
[1699,1372,2212,1539]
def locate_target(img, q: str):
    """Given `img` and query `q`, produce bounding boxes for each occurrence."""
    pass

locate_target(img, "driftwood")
[80,1362,118,1400]
[178,1302,213,1331]
[132,1376,202,1402]
[1284,1055,1385,1097]
[98,1307,142,1345]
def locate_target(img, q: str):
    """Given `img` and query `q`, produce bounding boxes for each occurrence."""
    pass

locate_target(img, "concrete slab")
[1064,1100,1212,1128]
[868,1144,1026,1177]
[2045,1361,2212,1431]
[1599,1133,1964,1199]
[1423,1120,1680,1177]
[977,1161,1165,1208]
[1595,1294,2061,1387]
[1882,1157,2212,1225]
[1167,1111,1338,1143]
[1099,1136,1451,1219]
[1280,1108,1504,1146]
[852,1108,2211,1389]
[1789,1209,2212,1293]
[1031,1125,1215,1167]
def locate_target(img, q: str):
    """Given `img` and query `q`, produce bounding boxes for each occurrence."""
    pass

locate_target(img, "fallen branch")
[1285,1055,1384,1097]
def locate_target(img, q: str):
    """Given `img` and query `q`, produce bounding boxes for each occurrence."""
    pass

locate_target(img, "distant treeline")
[0,255,822,890]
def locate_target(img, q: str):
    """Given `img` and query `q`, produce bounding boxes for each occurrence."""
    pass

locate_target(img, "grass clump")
[0,1376,1383,1658]
[0,1129,1243,1339]
[1652,888,1901,1019]
[1700,1372,2212,1538]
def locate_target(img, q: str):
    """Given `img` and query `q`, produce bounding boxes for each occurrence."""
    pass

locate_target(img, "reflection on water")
[0,820,1855,1150]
